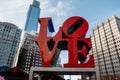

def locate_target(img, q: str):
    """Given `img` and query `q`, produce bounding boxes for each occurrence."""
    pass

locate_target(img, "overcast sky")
[0,0,120,79]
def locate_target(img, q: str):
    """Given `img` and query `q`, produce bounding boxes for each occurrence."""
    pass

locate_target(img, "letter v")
[35,17,59,67]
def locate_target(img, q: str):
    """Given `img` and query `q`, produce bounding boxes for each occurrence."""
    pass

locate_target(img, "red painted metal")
[36,16,94,67]
[13,67,18,73]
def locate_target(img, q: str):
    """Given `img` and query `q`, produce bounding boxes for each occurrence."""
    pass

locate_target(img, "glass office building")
[0,22,21,68]
[24,0,40,32]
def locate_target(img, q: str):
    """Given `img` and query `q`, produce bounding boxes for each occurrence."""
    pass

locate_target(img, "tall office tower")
[91,16,120,80]
[17,31,42,73]
[0,22,21,68]
[24,0,40,32]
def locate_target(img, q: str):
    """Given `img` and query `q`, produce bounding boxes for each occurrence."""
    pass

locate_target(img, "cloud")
[0,0,74,31]
[0,16,5,21]
[57,1,62,8]
[0,0,32,29]
[40,0,74,34]
[48,8,56,14]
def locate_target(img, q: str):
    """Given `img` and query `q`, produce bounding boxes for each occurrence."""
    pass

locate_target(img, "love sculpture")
[36,16,94,67]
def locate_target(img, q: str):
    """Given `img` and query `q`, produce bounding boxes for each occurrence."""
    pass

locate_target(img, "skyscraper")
[91,16,120,80]
[0,22,21,68]
[16,0,42,73]
[17,31,42,73]
[24,0,40,32]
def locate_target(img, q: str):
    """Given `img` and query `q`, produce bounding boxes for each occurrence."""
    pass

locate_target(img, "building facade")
[17,31,42,73]
[91,16,120,80]
[0,22,21,68]
[24,0,40,32]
